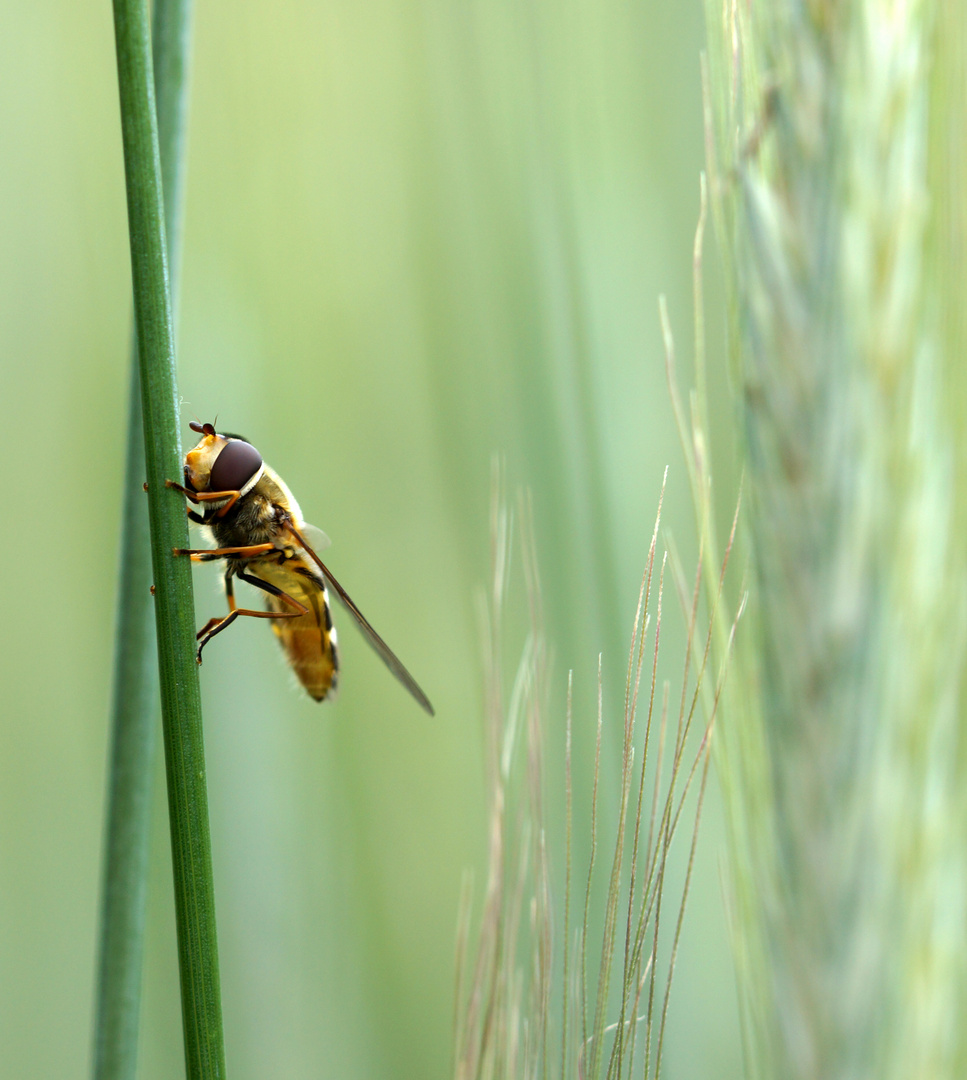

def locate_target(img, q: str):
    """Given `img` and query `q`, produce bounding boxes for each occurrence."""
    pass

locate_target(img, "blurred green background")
[0,2,741,1078]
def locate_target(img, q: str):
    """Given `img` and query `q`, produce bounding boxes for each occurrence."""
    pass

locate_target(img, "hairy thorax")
[208,484,289,551]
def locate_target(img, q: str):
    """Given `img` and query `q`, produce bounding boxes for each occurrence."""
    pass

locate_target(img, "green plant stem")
[111,1,225,1077]
[93,2,194,1078]
[93,358,157,1080]
[151,0,193,267]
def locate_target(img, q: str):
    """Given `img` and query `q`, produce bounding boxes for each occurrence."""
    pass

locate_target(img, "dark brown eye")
[210,439,263,493]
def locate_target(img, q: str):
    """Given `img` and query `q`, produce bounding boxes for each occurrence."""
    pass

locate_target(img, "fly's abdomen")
[256,559,339,703]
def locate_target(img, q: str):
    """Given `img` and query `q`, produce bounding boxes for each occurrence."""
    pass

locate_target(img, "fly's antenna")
[189,419,218,437]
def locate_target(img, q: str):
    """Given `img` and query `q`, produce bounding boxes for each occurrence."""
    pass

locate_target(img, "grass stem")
[111,0,225,1075]
[93,2,193,1078]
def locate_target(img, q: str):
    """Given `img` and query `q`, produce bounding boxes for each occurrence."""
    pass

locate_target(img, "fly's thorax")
[209,489,283,548]
[258,466,304,526]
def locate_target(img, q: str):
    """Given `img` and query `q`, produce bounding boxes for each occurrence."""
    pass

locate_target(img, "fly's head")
[185,420,265,498]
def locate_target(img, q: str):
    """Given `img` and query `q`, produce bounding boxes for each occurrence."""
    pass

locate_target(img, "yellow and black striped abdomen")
[250,554,338,702]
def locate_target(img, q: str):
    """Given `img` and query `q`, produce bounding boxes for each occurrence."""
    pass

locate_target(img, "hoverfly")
[165,420,434,715]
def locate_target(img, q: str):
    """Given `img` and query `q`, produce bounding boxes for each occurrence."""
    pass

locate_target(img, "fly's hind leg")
[195,570,309,664]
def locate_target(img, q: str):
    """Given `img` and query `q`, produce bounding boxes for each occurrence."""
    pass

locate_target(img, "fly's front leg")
[164,481,216,525]
[194,569,309,664]
[166,479,204,503]
[166,480,243,517]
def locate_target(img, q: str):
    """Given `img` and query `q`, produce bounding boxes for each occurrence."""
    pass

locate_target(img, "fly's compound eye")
[209,439,263,493]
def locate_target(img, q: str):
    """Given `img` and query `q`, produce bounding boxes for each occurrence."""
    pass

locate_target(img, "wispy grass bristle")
[454,455,740,1079]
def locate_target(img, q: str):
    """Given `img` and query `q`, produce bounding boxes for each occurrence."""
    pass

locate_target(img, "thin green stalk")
[94,3,193,1078]
[579,662,603,1063]
[112,0,224,1077]
[93,358,157,1080]
[151,0,193,261]
[94,1,193,1077]
[559,672,572,1080]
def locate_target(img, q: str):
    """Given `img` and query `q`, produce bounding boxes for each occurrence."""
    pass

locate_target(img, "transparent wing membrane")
[282,521,435,716]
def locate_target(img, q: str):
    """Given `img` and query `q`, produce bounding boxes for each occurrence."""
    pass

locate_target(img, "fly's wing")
[283,520,435,716]
[301,523,332,551]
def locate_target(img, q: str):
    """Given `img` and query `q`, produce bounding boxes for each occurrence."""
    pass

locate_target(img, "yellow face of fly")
[183,430,223,493]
